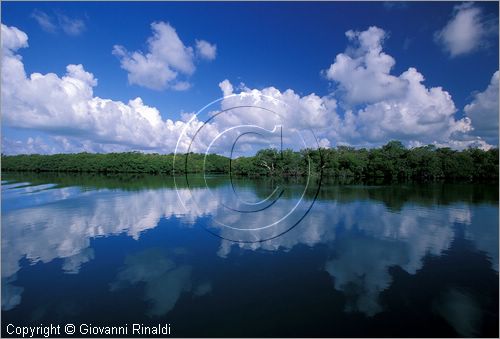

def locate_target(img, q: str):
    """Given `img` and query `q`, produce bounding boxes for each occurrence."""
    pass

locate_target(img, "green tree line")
[2,141,498,181]
[1,152,230,175]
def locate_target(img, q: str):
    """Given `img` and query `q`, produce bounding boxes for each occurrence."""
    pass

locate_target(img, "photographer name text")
[6,323,172,337]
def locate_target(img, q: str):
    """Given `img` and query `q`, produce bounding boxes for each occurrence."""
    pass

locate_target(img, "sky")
[1,1,499,155]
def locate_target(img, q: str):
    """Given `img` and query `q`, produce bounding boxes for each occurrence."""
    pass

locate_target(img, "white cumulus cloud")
[1,24,494,155]
[322,26,489,148]
[435,2,496,57]
[1,24,219,154]
[324,26,406,105]
[215,26,494,150]
[464,71,499,145]
[195,39,217,60]
[113,21,215,91]
[1,24,28,52]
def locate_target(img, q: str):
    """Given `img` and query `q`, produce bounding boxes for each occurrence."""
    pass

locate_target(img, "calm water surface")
[1,173,498,337]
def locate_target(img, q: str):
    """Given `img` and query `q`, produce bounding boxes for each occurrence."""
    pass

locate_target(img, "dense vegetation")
[1,152,229,175]
[2,141,498,181]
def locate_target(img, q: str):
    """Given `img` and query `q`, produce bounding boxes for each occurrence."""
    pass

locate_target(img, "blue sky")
[1,1,499,154]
